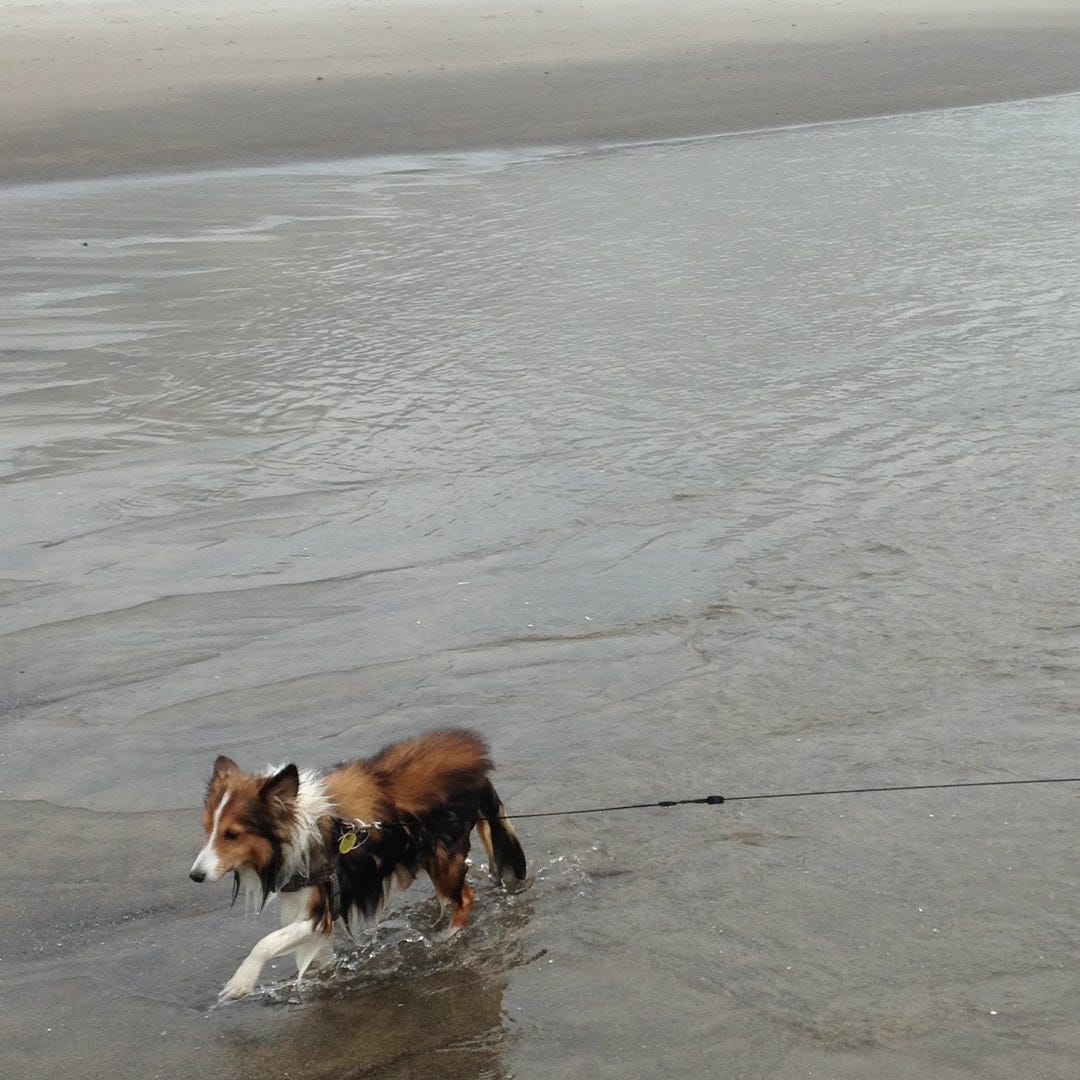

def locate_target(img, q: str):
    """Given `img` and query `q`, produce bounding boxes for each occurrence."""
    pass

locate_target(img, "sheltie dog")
[189,729,527,1000]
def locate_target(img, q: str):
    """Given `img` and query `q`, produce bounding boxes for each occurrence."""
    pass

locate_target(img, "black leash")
[502,775,1080,820]
[348,776,1079,831]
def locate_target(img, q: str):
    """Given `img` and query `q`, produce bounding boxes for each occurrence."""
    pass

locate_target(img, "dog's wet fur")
[190,729,526,999]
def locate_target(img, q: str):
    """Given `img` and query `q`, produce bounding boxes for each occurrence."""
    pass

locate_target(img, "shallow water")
[2,95,1080,1078]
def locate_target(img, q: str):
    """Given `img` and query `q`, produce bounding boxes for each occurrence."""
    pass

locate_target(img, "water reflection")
[221,966,510,1079]
[217,886,536,1079]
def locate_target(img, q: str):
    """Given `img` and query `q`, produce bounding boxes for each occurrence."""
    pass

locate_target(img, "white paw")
[219,966,259,1001]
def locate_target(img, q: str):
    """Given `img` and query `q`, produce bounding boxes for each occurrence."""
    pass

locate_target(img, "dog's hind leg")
[427,846,474,936]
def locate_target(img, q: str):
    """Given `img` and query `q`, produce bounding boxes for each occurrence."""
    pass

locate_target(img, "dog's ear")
[212,755,239,780]
[260,764,300,806]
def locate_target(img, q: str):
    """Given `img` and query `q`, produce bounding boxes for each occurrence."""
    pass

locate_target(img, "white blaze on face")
[190,791,231,882]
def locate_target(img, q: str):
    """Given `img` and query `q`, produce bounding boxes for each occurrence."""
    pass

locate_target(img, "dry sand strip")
[3,0,1080,184]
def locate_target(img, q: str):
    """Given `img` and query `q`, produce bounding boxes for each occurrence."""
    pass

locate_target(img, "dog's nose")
[189,869,206,883]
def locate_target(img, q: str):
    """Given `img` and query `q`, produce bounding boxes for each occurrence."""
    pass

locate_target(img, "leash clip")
[338,818,381,855]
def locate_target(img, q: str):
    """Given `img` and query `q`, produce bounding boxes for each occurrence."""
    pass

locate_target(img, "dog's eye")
[222,828,242,841]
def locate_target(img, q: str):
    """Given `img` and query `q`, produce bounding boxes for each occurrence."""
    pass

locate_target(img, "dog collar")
[335,816,381,854]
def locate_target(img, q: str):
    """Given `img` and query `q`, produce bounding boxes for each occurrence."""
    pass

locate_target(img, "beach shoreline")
[3,1,1080,185]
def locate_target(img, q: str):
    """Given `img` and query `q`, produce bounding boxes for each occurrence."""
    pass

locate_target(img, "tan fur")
[368,729,494,817]
[202,771,275,878]
[322,765,384,825]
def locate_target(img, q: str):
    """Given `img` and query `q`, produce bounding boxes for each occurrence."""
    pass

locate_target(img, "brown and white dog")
[189,729,526,1000]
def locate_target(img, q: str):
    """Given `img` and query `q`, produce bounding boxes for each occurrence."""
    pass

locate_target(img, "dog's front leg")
[278,886,333,982]
[220,919,326,1001]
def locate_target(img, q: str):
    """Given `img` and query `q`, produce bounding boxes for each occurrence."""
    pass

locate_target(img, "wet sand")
[4,1,1080,182]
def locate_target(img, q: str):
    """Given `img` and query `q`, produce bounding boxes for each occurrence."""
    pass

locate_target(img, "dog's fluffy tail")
[476,781,527,884]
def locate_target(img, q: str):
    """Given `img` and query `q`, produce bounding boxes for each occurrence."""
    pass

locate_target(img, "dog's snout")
[189,868,206,883]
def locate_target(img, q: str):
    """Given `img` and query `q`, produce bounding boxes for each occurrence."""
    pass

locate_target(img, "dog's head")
[189,756,299,896]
